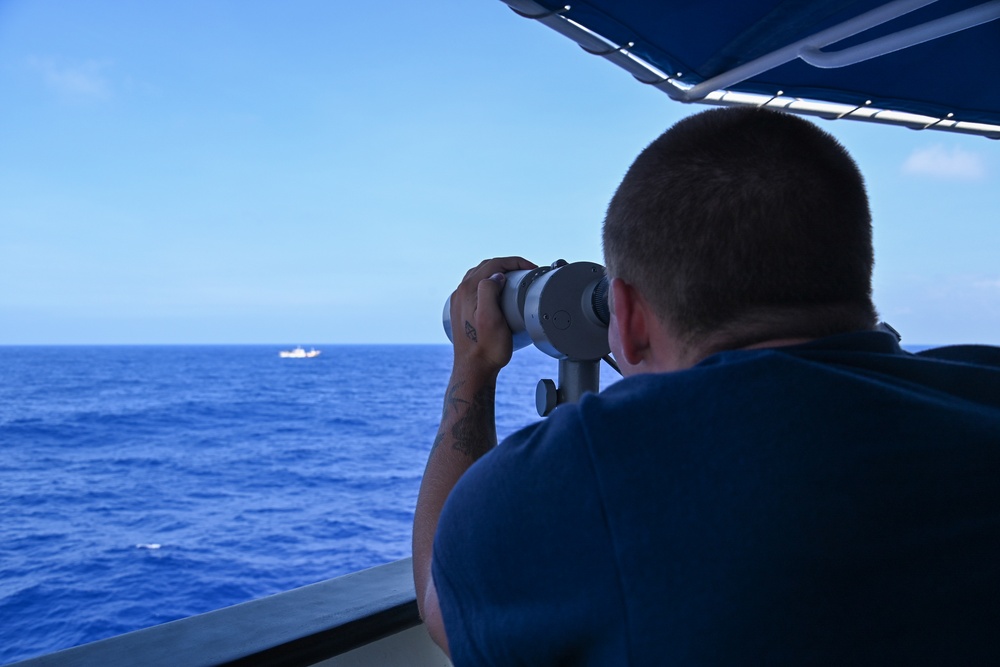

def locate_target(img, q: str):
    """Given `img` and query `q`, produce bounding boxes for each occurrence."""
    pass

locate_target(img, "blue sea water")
[0,344,615,664]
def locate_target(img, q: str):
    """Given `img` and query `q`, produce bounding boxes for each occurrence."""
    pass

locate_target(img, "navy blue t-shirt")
[432,332,1000,665]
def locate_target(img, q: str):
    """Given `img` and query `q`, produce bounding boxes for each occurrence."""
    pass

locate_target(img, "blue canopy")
[500,0,1000,138]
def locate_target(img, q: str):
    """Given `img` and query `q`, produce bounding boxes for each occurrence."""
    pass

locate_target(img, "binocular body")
[443,260,610,362]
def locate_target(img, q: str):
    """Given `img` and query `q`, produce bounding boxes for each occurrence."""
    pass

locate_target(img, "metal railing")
[11,559,434,667]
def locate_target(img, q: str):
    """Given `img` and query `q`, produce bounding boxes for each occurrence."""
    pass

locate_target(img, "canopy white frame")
[501,0,1000,139]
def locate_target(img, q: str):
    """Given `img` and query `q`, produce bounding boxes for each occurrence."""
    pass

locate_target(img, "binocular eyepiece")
[443,260,611,362]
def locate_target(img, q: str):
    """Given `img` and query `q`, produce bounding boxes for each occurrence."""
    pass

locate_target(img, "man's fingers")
[461,257,536,288]
[455,257,535,311]
[463,259,490,282]
[485,256,537,278]
[476,273,507,329]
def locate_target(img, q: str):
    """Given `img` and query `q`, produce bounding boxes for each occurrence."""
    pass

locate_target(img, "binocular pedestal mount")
[535,358,601,417]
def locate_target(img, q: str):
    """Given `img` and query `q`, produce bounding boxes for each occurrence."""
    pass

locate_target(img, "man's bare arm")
[411,257,536,654]
[412,367,498,653]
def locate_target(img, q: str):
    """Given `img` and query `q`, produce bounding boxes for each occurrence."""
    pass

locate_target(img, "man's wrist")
[450,359,502,387]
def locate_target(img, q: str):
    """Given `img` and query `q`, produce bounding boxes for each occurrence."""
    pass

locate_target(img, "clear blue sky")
[2,1,997,346]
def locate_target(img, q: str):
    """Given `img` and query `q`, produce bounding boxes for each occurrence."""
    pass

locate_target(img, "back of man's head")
[603,107,877,352]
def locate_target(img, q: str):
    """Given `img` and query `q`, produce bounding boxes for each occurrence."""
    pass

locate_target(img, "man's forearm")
[411,257,534,650]
[412,367,499,619]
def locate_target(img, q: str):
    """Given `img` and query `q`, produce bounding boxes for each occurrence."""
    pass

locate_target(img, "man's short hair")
[603,107,877,350]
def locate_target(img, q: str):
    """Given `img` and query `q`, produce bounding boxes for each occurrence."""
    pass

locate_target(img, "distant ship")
[278,346,321,358]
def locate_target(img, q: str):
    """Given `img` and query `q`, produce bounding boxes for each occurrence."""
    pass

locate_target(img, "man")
[413,107,1000,664]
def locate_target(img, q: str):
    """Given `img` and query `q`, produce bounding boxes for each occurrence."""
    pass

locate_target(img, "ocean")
[0,344,617,664]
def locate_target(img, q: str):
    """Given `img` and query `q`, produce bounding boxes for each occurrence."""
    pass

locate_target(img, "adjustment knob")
[535,378,558,417]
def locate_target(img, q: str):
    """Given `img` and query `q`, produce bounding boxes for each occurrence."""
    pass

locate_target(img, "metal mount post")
[535,358,601,417]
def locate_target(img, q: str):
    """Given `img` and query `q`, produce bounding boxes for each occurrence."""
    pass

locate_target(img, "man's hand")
[413,256,536,656]
[448,257,537,379]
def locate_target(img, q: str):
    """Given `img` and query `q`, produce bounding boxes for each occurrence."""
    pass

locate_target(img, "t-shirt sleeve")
[431,406,628,666]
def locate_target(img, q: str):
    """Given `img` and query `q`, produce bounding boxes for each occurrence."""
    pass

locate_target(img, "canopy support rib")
[801,0,1000,68]
[684,0,947,100]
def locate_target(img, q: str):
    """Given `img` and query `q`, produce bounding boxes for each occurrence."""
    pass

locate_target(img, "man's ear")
[611,278,651,366]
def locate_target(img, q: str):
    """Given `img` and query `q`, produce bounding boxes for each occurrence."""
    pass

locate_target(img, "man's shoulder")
[585,331,1000,434]
[914,343,1000,366]
[489,331,1000,466]
[700,331,1000,384]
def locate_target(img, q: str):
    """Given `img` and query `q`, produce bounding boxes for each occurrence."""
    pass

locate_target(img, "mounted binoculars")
[442,260,610,362]
[443,260,612,416]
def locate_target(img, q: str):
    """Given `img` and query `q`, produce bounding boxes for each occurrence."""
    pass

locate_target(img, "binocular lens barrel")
[443,261,611,361]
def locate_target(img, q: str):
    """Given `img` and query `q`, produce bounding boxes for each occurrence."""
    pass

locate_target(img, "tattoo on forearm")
[464,321,477,342]
[431,382,470,455]
[431,382,496,460]
[450,385,495,458]
[444,382,469,416]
